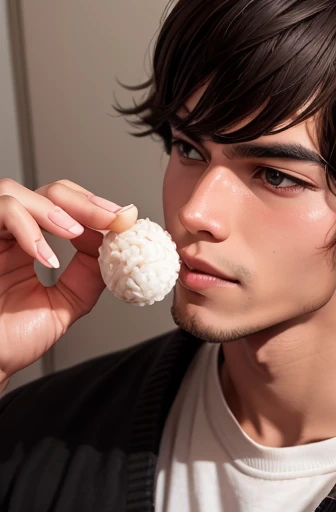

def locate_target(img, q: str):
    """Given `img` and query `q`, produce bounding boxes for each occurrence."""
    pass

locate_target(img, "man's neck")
[219,316,336,448]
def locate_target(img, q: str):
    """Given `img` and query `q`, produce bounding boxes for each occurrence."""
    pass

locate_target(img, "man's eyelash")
[255,168,316,190]
[171,138,205,160]
[171,137,316,191]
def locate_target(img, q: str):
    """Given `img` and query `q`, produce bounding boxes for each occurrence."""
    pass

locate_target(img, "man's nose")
[178,167,238,241]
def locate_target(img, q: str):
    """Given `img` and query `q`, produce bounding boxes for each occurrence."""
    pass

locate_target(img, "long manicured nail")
[90,195,120,213]
[48,207,84,235]
[35,239,60,268]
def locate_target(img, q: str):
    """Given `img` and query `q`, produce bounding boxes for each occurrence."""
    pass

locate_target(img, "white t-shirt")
[155,343,336,511]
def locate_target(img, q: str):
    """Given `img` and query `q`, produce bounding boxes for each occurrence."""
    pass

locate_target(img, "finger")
[53,249,106,325]
[37,180,123,230]
[0,195,59,269]
[0,178,124,240]
[36,179,93,197]
[0,179,85,240]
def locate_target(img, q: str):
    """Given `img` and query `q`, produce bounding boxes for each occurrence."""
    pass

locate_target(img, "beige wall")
[1,0,44,392]
[10,0,175,376]
[1,1,24,184]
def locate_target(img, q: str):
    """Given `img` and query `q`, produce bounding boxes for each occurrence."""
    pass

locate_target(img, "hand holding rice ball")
[98,205,181,306]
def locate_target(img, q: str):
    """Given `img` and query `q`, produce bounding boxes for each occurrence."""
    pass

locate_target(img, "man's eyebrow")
[225,143,325,168]
[169,120,325,169]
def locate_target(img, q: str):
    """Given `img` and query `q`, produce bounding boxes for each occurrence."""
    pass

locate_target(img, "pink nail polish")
[35,239,60,269]
[48,208,84,235]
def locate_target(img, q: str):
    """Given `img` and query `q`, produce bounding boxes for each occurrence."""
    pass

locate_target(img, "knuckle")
[0,178,15,196]
[0,194,18,211]
[44,182,65,201]
[54,179,74,187]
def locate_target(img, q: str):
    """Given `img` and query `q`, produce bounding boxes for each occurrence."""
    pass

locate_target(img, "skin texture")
[163,87,336,447]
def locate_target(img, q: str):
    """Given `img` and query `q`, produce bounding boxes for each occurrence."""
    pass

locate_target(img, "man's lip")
[180,252,239,283]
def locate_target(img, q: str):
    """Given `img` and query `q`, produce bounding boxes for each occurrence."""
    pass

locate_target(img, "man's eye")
[256,167,316,195]
[262,168,301,188]
[171,139,204,161]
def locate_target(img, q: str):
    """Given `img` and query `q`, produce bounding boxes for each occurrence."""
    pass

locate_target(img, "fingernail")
[48,207,84,235]
[116,204,135,215]
[68,224,84,235]
[90,195,120,213]
[35,239,60,269]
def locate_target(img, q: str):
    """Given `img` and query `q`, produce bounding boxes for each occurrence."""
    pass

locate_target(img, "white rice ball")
[98,218,181,306]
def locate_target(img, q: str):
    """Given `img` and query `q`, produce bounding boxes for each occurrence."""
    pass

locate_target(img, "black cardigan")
[0,328,335,512]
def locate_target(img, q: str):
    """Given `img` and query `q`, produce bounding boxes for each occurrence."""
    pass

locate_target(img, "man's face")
[163,89,336,343]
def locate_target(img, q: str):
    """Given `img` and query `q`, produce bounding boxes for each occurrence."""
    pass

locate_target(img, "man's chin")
[170,302,255,344]
[170,289,263,344]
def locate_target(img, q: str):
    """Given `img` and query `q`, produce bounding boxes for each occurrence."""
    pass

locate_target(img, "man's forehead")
[184,83,208,112]
[177,85,320,153]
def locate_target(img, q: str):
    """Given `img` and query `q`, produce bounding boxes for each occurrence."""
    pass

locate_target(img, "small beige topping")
[98,218,181,306]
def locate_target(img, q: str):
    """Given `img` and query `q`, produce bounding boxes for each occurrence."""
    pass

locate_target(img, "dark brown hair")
[117,0,336,249]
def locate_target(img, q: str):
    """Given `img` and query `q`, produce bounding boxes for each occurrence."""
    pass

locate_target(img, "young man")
[1,0,336,510]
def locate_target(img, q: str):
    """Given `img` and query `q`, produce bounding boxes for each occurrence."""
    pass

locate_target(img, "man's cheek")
[162,170,173,218]
[163,168,178,231]
[163,168,182,214]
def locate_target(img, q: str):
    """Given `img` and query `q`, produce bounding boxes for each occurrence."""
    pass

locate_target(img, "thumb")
[54,228,106,324]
